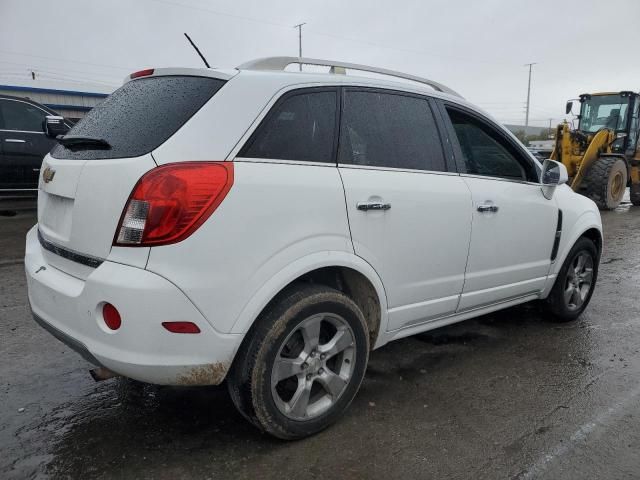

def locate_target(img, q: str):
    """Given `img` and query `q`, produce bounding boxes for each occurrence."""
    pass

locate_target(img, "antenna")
[183,33,211,68]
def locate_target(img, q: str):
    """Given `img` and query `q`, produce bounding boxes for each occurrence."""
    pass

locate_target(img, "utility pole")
[548,118,553,139]
[524,62,537,127]
[293,23,306,71]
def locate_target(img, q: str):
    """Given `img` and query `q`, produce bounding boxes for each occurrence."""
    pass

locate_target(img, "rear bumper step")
[32,311,103,366]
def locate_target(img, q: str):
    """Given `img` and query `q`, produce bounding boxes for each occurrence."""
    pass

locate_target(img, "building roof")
[0,83,109,98]
[0,76,114,96]
[0,77,115,116]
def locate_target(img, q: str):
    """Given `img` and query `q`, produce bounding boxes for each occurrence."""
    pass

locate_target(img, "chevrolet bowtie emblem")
[43,166,56,183]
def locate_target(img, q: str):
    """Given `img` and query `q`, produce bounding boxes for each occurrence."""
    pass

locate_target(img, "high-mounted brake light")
[114,162,233,247]
[130,68,154,79]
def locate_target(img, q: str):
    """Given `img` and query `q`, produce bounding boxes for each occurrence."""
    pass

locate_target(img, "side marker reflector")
[162,321,201,334]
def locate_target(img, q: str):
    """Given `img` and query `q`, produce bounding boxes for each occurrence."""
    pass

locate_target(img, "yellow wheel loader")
[550,91,640,209]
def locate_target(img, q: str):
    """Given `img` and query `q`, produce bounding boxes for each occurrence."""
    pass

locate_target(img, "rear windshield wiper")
[56,135,111,150]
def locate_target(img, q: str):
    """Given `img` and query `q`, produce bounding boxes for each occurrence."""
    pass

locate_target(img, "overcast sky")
[1,0,639,127]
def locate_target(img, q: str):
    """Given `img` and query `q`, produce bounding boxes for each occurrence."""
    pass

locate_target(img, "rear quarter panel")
[144,161,355,334]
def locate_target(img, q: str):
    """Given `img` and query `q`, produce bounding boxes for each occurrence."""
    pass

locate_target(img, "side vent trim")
[550,209,563,262]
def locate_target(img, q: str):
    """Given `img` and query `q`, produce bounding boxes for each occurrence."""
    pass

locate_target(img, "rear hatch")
[38,72,228,278]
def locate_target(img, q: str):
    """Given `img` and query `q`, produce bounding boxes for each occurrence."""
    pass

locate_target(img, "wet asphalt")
[1,196,640,479]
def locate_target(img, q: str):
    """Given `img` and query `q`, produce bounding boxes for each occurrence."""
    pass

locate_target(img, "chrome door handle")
[357,201,391,211]
[5,138,26,143]
[477,204,499,213]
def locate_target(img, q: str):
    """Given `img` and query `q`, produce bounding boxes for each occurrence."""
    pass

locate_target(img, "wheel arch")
[547,210,602,282]
[580,227,603,257]
[229,251,389,349]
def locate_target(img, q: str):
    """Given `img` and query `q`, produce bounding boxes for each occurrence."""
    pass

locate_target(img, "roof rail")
[237,56,463,98]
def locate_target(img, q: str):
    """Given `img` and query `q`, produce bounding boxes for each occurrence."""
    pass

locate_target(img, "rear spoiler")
[124,67,236,84]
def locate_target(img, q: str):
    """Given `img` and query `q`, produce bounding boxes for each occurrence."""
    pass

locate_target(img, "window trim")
[436,100,540,183]
[336,86,452,174]
[0,98,51,133]
[337,162,460,177]
[237,86,341,164]
[428,97,458,173]
[233,157,337,168]
[0,129,45,135]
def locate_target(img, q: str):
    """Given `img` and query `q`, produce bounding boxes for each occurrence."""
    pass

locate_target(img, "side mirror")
[541,159,568,200]
[565,101,573,115]
[43,115,69,138]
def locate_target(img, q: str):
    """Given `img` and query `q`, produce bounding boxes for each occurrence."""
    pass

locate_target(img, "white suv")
[25,57,602,439]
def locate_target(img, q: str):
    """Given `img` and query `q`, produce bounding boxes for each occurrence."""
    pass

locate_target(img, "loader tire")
[631,183,640,206]
[582,157,627,210]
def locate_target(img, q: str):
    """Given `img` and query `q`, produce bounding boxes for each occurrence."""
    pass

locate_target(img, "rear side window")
[0,99,47,132]
[51,76,225,160]
[445,107,535,181]
[338,90,445,171]
[240,90,337,163]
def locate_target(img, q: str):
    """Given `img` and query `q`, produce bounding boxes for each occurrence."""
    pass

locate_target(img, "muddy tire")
[227,284,369,440]
[544,237,598,322]
[631,183,640,206]
[582,157,627,210]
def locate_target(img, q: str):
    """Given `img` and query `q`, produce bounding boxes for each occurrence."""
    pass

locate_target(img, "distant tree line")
[513,129,554,146]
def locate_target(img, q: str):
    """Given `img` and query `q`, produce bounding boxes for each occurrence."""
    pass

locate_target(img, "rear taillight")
[114,162,233,247]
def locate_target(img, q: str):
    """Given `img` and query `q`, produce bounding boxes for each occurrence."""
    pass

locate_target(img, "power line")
[0,0,536,93]
[0,59,120,79]
[0,60,120,86]
[0,49,135,72]
[145,0,521,68]
[146,0,290,28]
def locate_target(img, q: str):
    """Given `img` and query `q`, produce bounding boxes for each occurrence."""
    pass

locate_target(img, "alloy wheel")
[270,313,356,421]
[564,252,594,311]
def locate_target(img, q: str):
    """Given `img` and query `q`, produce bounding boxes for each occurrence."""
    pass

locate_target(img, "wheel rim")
[610,170,625,200]
[564,252,594,311]
[270,313,356,421]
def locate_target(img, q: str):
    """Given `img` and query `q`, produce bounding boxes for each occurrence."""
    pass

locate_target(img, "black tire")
[544,237,599,322]
[227,284,369,440]
[581,157,627,210]
[631,183,640,206]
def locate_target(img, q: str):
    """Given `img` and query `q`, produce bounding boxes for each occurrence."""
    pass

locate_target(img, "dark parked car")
[0,95,70,194]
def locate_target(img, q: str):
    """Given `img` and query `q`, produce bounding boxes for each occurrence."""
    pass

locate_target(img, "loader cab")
[576,92,640,155]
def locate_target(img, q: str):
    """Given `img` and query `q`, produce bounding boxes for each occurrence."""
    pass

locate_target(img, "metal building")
[0,80,112,122]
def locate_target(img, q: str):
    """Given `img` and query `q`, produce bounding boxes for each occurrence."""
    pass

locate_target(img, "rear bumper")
[32,311,102,366]
[25,225,242,385]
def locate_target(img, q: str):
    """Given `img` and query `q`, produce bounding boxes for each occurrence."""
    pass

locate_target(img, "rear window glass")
[51,76,225,160]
